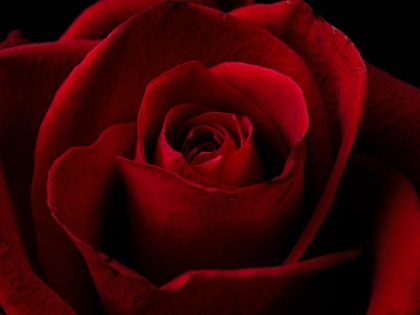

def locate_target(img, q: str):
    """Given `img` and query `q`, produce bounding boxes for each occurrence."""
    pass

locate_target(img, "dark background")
[0,0,418,87]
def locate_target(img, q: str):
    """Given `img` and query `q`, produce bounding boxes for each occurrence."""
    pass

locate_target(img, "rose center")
[152,103,266,187]
[182,127,223,164]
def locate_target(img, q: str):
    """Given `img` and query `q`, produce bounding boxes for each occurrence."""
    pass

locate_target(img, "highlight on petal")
[0,241,77,315]
[344,155,420,314]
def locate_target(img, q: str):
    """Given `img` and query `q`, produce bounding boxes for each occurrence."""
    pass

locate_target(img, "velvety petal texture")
[0,241,76,315]
[117,147,305,284]
[0,40,99,314]
[48,123,156,314]
[32,1,369,313]
[33,2,342,301]
[48,120,361,314]
[136,61,306,180]
[5,0,414,313]
[115,60,308,285]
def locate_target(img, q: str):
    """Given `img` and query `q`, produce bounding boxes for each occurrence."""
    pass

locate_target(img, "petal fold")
[60,0,233,40]
[355,63,420,194]
[33,0,339,304]
[0,241,77,315]
[345,155,420,314]
[231,0,366,263]
[48,123,156,315]
[0,40,99,314]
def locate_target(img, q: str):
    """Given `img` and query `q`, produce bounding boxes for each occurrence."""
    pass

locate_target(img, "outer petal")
[0,241,77,315]
[231,0,366,262]
[144,248,362,314]
[60,0,254,41]
[0,40,97,258]
[48,123,156,315]
[33,0,332,301]
[355,63,420,194]
[0,40,99,314]
[344,155,420,314]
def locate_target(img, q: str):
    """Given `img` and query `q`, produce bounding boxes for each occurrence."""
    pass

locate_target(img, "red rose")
[1,1,420,314]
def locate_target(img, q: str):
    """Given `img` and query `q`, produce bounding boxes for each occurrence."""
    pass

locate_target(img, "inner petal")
[183,126,224,164]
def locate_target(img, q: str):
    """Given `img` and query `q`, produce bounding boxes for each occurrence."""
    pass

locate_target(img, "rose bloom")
[1,0,420,314]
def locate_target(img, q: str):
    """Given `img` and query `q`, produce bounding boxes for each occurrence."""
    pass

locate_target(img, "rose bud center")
[153,103,266,187]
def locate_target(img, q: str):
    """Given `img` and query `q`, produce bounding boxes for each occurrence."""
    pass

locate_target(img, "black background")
[0,0,418,87]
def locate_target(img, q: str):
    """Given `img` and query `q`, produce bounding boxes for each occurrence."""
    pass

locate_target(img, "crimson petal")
[34,1,331,308]
[153,103,230,188]
[0,40,99,314]
[47,91,358,314]
[47,123,156,314]
[117,142,305,284]
[231,1,366,263]
[145,248,362,314]
[345,155,420,314]
[155,104,264,187]
[0,241,77,315]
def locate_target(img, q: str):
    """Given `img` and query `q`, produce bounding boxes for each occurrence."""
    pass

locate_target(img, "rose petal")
[344,155,420,314]
[210,62,308,151]
[154,103,231,189]
[231,1,366,263]
[34,1,329,307]
[136,61,291,181]
[0,164,29,264]
[188,115,264,186]
[355,63,420,194]
[155,104,264,187]
[0,241,77,315]
[48,123,136,251]
[117,139,304,284]
[60,0,234,41]
[48,123,156,314]
[0,40,99,314]
[46,98,358,314]
[144,248,362,314]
